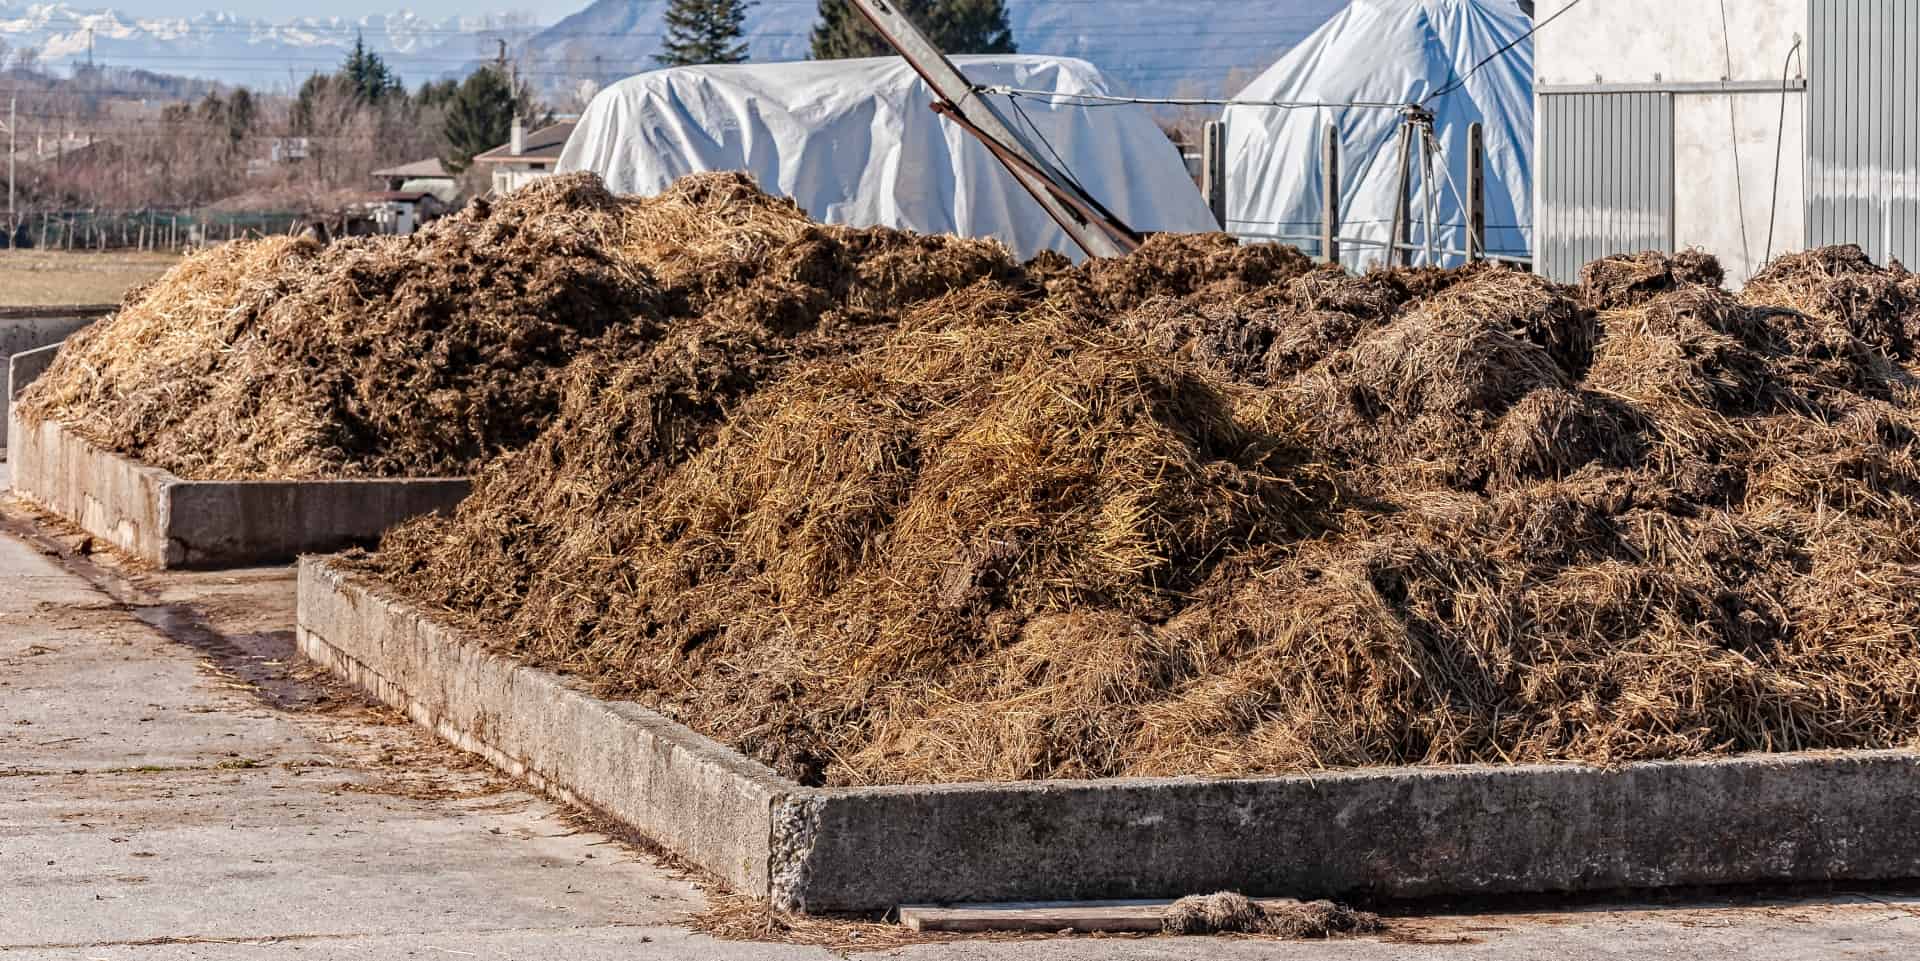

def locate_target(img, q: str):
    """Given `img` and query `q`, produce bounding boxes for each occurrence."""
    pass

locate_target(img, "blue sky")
[95,0,563,24]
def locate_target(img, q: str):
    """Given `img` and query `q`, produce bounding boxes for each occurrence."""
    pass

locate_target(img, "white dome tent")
[558,55,1218,260]
[1222,0,1535,270]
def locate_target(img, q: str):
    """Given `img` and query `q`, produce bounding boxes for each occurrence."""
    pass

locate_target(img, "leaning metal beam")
[848,0,1141,259]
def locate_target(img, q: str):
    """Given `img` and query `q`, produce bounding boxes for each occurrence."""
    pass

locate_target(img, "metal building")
[1533,0,1915,284]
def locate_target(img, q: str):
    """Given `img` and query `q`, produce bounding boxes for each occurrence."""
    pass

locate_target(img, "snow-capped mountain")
[0,3,539,91]
[0,0,1354,97]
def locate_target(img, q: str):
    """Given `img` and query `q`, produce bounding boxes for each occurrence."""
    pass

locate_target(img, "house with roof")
[474,118,576,195]
[371,158,459,204]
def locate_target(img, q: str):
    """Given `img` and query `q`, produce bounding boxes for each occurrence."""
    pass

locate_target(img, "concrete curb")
[7,414,470,569]
[0,305,114,449]
[298,556,1920,914]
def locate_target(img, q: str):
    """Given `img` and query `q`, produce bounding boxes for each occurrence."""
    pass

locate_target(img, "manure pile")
[362,211,1920,786]
[17,172,1017,480]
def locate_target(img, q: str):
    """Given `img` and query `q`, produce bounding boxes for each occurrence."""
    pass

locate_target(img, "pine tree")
[656,0,756,67]
[225,88,257,149]
[809,0,1014,60]
[415,78,460,109]
[922,0,1016,55]
[441,65,541,172]
[342,34,400,104]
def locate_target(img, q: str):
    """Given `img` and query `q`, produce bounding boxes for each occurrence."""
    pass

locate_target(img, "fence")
[1203,116,1533,272]
[2,210,315,252]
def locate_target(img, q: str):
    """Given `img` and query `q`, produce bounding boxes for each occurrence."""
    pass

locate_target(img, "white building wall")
[1672,92,1805,285]
[493,167,557,195]
[1535,0,1808,284]
[1535,0,1804,86]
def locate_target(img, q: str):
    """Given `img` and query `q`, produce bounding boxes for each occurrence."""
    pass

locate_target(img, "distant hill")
[528,0,1354,97]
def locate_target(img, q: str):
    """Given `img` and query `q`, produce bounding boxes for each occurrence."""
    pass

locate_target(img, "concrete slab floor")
[2,480,1919,959]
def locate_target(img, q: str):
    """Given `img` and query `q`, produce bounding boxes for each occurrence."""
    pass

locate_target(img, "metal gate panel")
[1536,92,1673,282]
[1809,0,1920,265]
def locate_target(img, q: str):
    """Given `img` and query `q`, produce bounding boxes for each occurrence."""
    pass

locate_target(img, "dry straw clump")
[1161,893,1380,938]
[1741,244,1920,361]
[361,211,1920,789]
[1578,248,1726,309]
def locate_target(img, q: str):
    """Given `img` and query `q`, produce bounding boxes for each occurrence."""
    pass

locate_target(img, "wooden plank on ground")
[899,898,1303,933]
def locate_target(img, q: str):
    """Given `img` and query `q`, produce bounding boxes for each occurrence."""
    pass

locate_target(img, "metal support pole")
[6,96,14,236]
[1387,114,1415,268]
[848,0,1139,259]
[1201,120,1226,230]
[1421,125,1438,267]
[1467,122,1486,262]
[1321,122,1341,265]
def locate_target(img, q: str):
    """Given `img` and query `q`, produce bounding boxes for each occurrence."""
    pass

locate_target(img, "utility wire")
[6,12,1322,39]
[1002,93,1093,199]
[985,86,1410,111]
[988,1,1578,113]
[1764,36,1806,266]
[1421,0,1582,105]
[1719,0,1754,277]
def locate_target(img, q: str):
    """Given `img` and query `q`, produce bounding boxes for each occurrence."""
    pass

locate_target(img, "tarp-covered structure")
[1223,0,1534,269]
[557,55,1218,260]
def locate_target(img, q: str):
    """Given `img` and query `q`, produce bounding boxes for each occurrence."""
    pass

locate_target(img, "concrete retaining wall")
[0,305,113,449]
[8,343,62,404]
[0,305,112,357]
[7,414,471,568]
[297,559,790,895]
[297,556,1920,914]
[786,752,1920,912]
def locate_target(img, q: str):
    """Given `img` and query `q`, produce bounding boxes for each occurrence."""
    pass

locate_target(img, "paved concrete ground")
[4,460,1920,959]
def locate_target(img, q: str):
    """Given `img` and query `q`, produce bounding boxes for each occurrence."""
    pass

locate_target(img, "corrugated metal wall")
[1807,0,1920,265]
[1536,92,1674,282]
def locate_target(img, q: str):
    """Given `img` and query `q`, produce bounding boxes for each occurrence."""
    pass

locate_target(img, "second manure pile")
[366,195,1920,787]
[19,172,1015,480]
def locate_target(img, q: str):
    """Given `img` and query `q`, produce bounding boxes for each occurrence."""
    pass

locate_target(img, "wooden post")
[1421,123,1438,266]
[1387,113,1415,268]
[1467,122,1486,262]
[1201,120,1227,230]
[1320,122,1341,265]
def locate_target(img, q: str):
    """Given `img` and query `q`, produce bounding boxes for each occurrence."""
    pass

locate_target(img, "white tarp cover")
[558,55,1218,259]
[1224,0,1534,269]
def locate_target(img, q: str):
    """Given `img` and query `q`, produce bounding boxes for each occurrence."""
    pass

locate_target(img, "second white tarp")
[1223,0,1535,269]
[558,55,1218,260]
